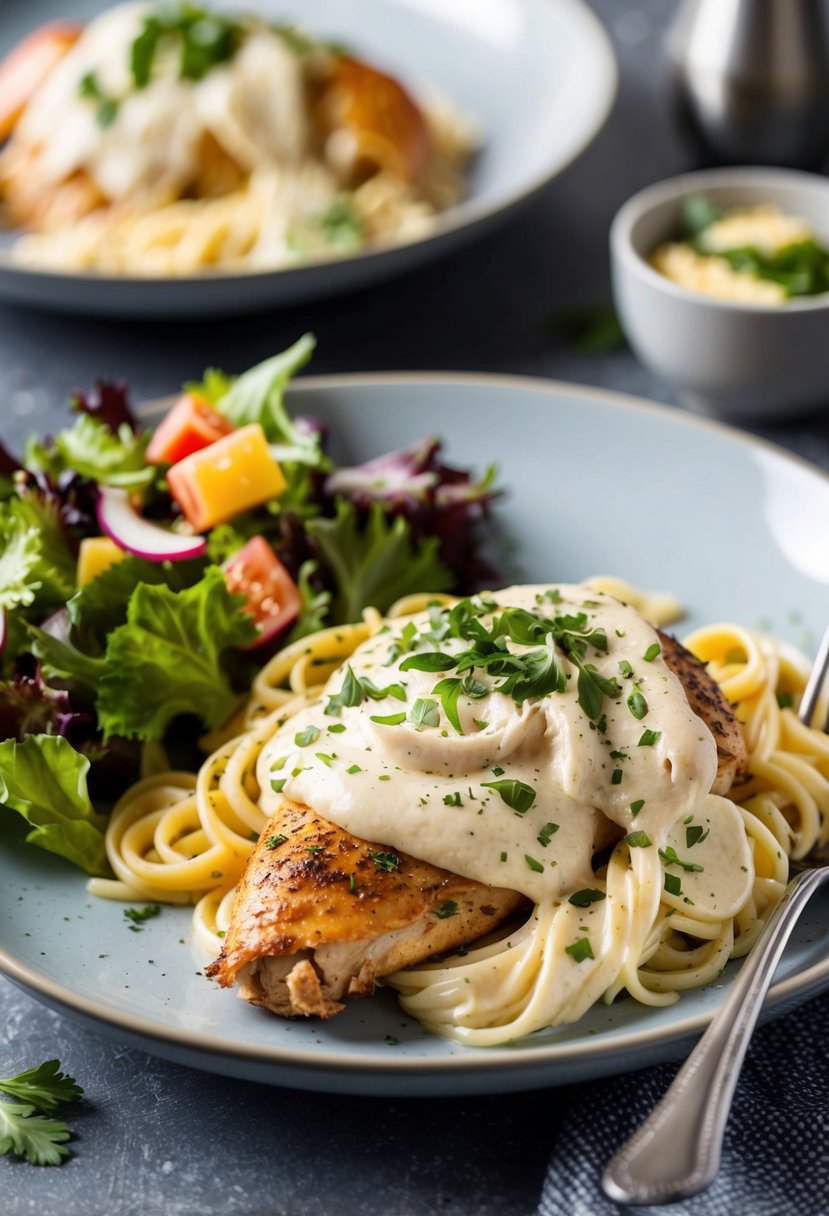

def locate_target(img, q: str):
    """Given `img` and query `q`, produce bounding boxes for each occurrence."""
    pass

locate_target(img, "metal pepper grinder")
[668,0,829,168]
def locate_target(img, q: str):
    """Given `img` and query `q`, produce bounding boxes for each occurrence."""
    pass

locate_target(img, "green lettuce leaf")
[307,500,454,625]
[213,335,326,465]
[27,627,106,695]
[0,495,76,616]
[25,415,152,490]
[0,735,110,876]
[67,554,206,651]
[95,567,258,741]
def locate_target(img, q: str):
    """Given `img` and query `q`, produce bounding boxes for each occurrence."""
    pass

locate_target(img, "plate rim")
[1,370,828,1084]
[0,0,617,289]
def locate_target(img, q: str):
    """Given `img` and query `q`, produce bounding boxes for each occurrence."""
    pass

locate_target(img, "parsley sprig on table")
[398,595,621,730]
[0,1060,82,1166]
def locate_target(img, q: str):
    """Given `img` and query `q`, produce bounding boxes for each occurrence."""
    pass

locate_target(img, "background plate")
[1,373,828,1096]
[0,0,616,317]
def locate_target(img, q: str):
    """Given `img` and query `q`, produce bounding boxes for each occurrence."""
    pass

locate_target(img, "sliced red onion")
[0,607,6,655]
[97,486,206,562]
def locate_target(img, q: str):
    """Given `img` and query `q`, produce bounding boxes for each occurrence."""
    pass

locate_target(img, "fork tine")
[798,623,829,731]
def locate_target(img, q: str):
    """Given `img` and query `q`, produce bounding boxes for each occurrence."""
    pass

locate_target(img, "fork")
[602,624,829,1207]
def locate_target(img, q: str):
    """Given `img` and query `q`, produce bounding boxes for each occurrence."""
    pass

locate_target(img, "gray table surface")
[2,2,829,1214]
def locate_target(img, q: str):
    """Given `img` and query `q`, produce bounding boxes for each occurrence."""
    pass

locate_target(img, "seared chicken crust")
[206,798,525,1017]
[658,630,748,795]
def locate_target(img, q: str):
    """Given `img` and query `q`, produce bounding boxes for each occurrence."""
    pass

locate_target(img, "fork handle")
[602,866,829,1207]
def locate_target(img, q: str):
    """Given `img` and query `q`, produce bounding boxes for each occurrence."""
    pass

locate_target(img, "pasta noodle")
[89,595,829,1044]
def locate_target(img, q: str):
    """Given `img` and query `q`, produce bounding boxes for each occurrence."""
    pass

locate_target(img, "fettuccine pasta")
[89,591,829,1043]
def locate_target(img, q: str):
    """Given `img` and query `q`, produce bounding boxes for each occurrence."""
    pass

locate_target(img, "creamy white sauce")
[15,3,310,204]
[258,584,749,913]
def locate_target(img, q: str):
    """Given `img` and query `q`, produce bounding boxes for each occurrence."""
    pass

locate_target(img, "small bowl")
[610,167,829,422]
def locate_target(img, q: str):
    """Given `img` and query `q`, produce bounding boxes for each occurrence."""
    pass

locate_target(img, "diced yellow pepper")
[166,423,286,532]
[77,536,128,587]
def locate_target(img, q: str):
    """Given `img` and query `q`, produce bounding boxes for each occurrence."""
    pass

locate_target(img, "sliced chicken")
[206,798,525,1017]
[658,630,748,794]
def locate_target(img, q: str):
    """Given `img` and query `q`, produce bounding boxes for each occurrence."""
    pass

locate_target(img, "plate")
[0,0,616,318]
[2,373,829,1096]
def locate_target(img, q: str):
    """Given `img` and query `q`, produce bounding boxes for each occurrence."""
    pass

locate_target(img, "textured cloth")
[538,989,829,1216]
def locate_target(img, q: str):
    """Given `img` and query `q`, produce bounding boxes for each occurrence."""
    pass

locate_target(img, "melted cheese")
[258,584,748,913]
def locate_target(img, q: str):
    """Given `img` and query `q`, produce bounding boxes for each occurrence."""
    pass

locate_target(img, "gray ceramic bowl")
[610,167,829,422]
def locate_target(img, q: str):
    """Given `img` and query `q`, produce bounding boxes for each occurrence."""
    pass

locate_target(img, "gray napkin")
[538,990,829,1216]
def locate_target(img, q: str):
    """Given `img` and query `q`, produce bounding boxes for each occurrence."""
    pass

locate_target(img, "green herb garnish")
[565,937,595,963]
[568,888,607,907]
[481,778,536,814]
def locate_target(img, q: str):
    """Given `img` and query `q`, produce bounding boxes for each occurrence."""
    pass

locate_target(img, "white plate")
[0,0,616,318]
[1,373,828,1096]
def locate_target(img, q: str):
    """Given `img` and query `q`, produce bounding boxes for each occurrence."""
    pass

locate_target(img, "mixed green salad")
[0,335,498,877]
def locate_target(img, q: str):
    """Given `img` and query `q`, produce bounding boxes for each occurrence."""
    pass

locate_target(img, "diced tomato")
[223,537,301,647]
[146,393,234,466]
[0,23,82,141]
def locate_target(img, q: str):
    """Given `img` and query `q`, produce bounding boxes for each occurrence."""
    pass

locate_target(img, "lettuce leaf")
[95,567,257,741]
[306,500,453,625]
[25,415,152,490]
[0,735,110,876]
[67,554,206,651]
[212,335,326,466]
[27,627,106,695]
[0,495,76,617]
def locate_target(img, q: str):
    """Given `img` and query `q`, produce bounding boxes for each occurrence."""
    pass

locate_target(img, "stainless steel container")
[668,0,829,167]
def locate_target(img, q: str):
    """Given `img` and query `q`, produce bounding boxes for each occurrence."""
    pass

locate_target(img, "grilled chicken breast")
[206,798,525,1017]
[208,629,747,1019]
[658,631,748,795]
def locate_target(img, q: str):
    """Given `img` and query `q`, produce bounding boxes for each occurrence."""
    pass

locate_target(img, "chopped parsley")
[537,821,560,847]
[369,712,407,726]
[480,778,536,814]
[659,845,704,873]
[524,854,544,873]
[629,799,645,816]
[638,729,661,747]
[625,831,652,849]
[643,642,661,662]
[565,937,594,963]
[664,872,682,896]
[410,697,440,730]
[434,901,459,919]
[685,824,709,848]
[295,725,320,747]
[265,834,286,850]
[370,851,401,872]
[568,888,606,907]
[123,904,160,931]
[78,70,119,128]
[627,690,648,720]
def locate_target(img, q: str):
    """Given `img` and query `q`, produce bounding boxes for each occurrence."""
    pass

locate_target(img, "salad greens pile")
[0,335,499,877]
